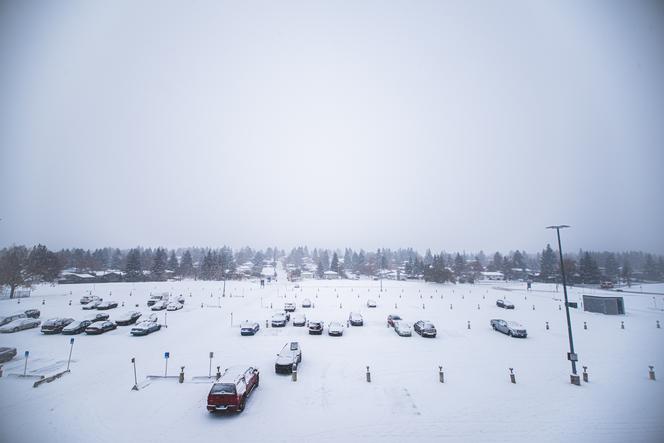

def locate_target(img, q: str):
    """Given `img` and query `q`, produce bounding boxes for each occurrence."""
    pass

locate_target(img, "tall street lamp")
[546,225,581,386]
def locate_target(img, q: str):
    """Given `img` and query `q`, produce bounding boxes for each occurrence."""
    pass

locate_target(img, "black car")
[85,320,117,335]
[240,321,260,336]
[89,313,110,322]
[62,320,92,335]
[114,311,142,326]
[496,299,515,309]
[413,320,437,338]
[24,309,40,319]
[275,342,302,374]
[0,347,17,363]
[41,318,75,334]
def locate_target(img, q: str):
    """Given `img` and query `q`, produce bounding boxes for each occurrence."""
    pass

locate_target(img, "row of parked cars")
[386,315,437,338]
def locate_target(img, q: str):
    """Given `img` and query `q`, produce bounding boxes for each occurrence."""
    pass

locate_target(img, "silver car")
[0,318,41,333]
[490,319,527,338]
[393,321,412,337]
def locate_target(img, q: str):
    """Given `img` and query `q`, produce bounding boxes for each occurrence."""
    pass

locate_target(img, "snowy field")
[1,273,663,443]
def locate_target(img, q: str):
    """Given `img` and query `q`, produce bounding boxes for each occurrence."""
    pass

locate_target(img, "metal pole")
[23,351,29,376]
[132,357,138,390]
[66,338,74,371]
[550,225,578,380]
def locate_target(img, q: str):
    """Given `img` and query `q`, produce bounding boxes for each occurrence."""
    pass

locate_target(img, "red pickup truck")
[207,366,260,413]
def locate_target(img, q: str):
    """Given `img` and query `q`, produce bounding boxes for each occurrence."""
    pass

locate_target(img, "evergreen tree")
[316,260,324,278]
[110,248,123,270]
[489,252,502,272]
[320,250,330,271]
[604,253,619,282]
[424,249,433,266]
[151,248,168,280]
[200,251,215,280]
[167,251,179,273]
[643,254,659,281]
[621,259,633,287]
[330,252,339,274]
[124,249,142,281]
[180,250,194,277]
[540,244,557,280]
[512,250,525,269]
[579,252,600,284]
[453,253,465,276]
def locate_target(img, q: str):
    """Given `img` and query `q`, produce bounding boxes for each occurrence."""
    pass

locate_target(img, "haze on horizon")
[1,0,663,255]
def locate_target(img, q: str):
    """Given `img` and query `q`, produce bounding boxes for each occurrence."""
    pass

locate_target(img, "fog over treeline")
[2,243,664,299]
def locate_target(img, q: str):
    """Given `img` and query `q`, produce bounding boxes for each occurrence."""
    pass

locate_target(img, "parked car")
[89,313,110,322]
[387,314,402,327]
[0,347,17,363]
[393,321,412,337]
[151,300,168,311]
[292,313,306,327]
[600,281,614,289]
[328,321,344,336]
[130,320,161,336]
[271,312,287,327]
[0,312,26,327]
[413,320,437,338]
[349,312,363,326]
[41,317,75,334]
[82,300,102,310]
[366,299,377,308]
[308,320,324,335]
[284,302,296,312]
[62,320,93,335]
[240,321,260,336]
[24,309,40,319]
[166,302,183,311]
[207,366,260,413]
[114,311,142,326]
[301,299,312,308]
[0,318,41,333]
[275,342,301,374]
[146,296,162,307]
[496,299,515,309]
[176,295,185,304]
[96,301,118,310]
[490,319,527,338]
[85,320,117,335]
[80,295,102,305]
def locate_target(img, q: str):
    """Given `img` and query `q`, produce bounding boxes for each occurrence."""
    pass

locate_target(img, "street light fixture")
[546,224,581,386]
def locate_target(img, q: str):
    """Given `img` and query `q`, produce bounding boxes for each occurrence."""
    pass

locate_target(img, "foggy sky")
[1,0,663,254]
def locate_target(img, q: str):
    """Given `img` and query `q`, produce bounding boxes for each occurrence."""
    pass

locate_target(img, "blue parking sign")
[164,352,170,359]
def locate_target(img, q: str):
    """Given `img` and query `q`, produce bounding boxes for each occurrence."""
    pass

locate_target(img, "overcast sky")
[1,0,663,254]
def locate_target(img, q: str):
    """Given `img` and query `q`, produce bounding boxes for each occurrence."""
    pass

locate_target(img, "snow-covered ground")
[1,274,663,443]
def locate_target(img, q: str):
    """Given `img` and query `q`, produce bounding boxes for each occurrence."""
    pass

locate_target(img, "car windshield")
[210,383,236,394]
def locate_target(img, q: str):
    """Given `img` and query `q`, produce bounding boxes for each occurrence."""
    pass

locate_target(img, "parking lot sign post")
[131,358,138,391]
[164,352,170,377]
[209,352,214,377]
[67,338,74,371]
[23,351,29,376]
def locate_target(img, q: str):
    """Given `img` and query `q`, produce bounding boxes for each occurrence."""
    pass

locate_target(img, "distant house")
[58,272,97,284]
[323,270,339,280]
[301,271,314,279]
[480,271,504,281]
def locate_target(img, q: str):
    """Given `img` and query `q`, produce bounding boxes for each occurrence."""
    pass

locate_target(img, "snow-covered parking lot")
[1,277,663,443]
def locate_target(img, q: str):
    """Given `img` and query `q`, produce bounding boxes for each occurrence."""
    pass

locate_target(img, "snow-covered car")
[366,299,377,308]
[308,320,323,335]
[301,299,312,308]
[62,320,92,335]
[328,322,344,336]
[85,320,117,335]
[292,313,306,327]
[284,302,296,312]
[491,319,527,338]
[151,300,168,311]
[166,302,183,311]
[240,321,260,336]
[275,342,302,374]
[0,312,26,327]
[393,321,412,337]
[146,295,163,307]
[207,366,260,413]
[349,312,363,326]
[24,309,40,319]
[496,299,515,309]
[387,314,402,327]
[130,321,161,336]
[80,295,102,305]
[114,311,142,326]
[0,347,17,363]
[413,320,437,338]
[0,318,41,333]
[88,313,110,322]
[271,312,288,327]
[41,317,75,334]
[96,301,118,310]
[82,300,102,310]
[176,295,185,304]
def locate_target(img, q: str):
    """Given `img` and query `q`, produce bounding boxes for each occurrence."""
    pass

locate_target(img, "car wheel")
[237,397,246,412]
[508,331,513,336]
[13,328,18,332]
[492,325,496,330]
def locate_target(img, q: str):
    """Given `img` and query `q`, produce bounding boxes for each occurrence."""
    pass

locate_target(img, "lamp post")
[546,225,580,385]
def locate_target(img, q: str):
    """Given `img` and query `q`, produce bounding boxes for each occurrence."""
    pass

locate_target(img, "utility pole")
[547,225,580,386]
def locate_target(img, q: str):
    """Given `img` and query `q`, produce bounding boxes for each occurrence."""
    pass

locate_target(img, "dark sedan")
[41,318,75,334]
[0,347,17,363]
[24,309,40,319]
[496,299,515,309]
[62,320,92,335]
[85,320,117,335]
[413,320,437,338]
[240,321,260,336]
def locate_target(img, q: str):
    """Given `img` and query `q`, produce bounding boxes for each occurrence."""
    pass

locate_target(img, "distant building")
[323,270,339,280]
[480,271,504,281]
[301,271,314,279]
